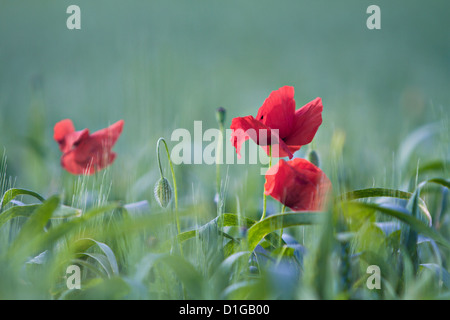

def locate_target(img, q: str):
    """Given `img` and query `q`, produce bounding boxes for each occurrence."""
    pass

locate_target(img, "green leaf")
[29,203,119,256]
[339,187,432,225]
[416,160,450,175]
[61,277,130,300]
[0,204,81,228]
[247,212,322,251]
[221,280,261,299]
[177,213,256,243]
[210,251,251,298]
[77,252,115,278]
[177,229,197,243]
[7,195,60,261]
[347,202,450,249]
[70,259,108,278]
[403,188,420,272]
[15,195,59,239]
[308,210,334,299]
[177,213,288,252]
[359,250,398,286]
[420,263,450,289]
[271,246,296,259]
[54,205,82,219]
[215,251,250,276]
[219,213,256,229]
[196,215,223,276]
[26,250,48,265]
[0,204,40,227]
[134,253,203,299]
[0,188,45,211]
[423,178,450,189]
[340,188,413,201]
[223,239,241,257]
[75,238,119,276]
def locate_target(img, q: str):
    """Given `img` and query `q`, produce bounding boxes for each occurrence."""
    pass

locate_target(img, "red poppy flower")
[230,86,323,159]
[54,119,124,175]
[264,158,332,211]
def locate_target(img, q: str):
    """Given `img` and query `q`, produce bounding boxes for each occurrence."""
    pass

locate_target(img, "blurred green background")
[0,0,449,214]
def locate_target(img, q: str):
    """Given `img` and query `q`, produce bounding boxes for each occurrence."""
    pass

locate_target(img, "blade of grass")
[6,195,59,262]
[247,212,322,251]
[75,238,119,276]
[0,204,80,227]
[346,202,450,249]
[0,188,45,210]
[134,253,203,299]
[339,187,432,225]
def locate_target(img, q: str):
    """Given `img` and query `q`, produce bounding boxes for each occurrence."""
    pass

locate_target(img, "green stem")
[157,138,185,299]
[261,145,272,221]
[216,123,224,209]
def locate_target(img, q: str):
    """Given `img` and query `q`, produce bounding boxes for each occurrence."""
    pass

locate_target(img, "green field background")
[1,0,450,301]
[0,0,449,212]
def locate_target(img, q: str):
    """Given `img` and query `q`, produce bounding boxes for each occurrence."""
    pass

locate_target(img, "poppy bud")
[216,107,226,126]
[307,150,320,167]
[154,177,173,208]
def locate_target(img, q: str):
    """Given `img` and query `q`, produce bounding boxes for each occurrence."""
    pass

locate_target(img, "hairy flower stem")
[261,145,272,221]
[215,107,226,216]
[157,138,186,299]
[156,138,182,245]
[216,122,224,210]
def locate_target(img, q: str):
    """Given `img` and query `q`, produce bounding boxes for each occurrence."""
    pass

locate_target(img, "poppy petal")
[283,97,323,150]
[56,119,124,175]
[61,137,117,175]
[54,119,75,142]
[90,120,124,149]
[54,119,89,153]
[230,115,270,158]
[260,138,294,159]
[230,116,293,159]
[60,150,92,175]
[255,86,296,139]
